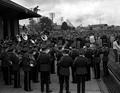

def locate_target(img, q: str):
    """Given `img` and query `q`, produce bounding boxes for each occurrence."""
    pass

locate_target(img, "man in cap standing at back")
[37,46,52,93]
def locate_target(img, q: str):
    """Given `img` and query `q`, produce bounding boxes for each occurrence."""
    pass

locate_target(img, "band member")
[93,45,102,79]
[28,49,37,83]
[21,50,33,91]
[73,49,88,93]
[58,49,73,93]
[55,46,63,77]
[102,44,110,76]
[32,49,39,83]
[69,47,79,83]
[0,46,12,85]
[9,48,21,88]
[84,43,93,81]
[49,47,56,74]
[37,47,52,93]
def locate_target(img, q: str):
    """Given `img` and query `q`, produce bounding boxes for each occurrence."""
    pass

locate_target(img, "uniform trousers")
[24,71,31,91]
[71,66,76,82]
[51,60,55,74]
[31,66,39,82]
[86,65,91,81]
[76,75,86,93]
[40,71,50,93]
[59,75,69,93]
[94,63,100,79]
[13,71,20,88]
[113,49,118,62]
[2,66,12,85]
[103,61,109,76]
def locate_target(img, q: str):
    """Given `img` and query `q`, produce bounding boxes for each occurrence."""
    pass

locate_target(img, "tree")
[61,21,68,30]
[39,16,53,35]
[28,18,37,34]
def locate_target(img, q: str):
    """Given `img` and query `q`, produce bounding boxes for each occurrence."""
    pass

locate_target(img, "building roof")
[0,0,41,19]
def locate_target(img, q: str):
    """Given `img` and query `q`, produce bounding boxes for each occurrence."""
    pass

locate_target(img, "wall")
[0,17,3,40]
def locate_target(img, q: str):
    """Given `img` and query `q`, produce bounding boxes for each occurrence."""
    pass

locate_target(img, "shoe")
[24,89,29,91]
[66,91,71,93]
[28,89,33,91]
[47,90,52,93]
[72,81,76,83]
[14,86,21,88]
[18,85,22,88]
[48,81,51,84]
[52,72,56,74]
[33,80,39,83]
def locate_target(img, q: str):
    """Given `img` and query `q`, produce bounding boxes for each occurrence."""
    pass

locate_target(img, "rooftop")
[0,0,41,19]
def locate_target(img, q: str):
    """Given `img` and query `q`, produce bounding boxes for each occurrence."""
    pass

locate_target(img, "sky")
[11,0,120,27]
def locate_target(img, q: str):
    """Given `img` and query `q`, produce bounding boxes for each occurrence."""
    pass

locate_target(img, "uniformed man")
[28,49,37,83]
[58,49,73,93]
[32,49,39,83]
[84,43,93,81]
[37,47,52,93]
[69,47,79,83]
[9,48,21,88]
[73,49,88,93]
[102,44,110,76]
[21,49,33,91]
[0,46,12,85]
[93,45,102,79]
[49,47,56,74]
[55,46,63,77]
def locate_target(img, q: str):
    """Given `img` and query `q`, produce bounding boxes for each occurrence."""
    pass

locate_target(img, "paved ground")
[101,49,120,93]
[0,67,109,93]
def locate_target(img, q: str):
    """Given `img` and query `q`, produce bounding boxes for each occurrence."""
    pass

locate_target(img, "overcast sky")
[11,0,120,26]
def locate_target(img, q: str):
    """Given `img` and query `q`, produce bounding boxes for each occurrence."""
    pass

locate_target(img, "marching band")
[0,33,110,93]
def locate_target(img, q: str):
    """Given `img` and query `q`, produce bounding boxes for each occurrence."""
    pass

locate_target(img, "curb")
[96,79,110,93]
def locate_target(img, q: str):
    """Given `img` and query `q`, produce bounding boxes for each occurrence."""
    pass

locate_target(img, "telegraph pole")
[49,12,55,23]
[49,12,55,31]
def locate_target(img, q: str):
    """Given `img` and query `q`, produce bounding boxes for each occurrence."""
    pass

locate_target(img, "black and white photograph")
[0,0,120,93]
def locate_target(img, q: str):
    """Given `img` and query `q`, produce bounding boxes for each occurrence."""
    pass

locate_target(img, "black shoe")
[28,89,33,91]
[66,91,71,93]
[51,72,56,74]
[33,80,39,83]
[49,81,51,84]
[72,81,77,83]
[18,85,22,88]
[24,89,29,91]
[14,85,22,88]
[47,90,52,93]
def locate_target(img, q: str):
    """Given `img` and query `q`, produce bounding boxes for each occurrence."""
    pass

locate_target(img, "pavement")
[0,66,109,93]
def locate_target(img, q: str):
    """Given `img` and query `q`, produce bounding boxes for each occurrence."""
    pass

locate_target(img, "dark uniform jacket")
[37,52,51,72]
[0,51,11,67]
[21,53,31,71]
[56,50,63,61]
[69,49,79,60]
[93,48,102,64]
[9,52,20,71]
[58,54,73,76]
[84,48,93,65]
[102,47,109,62]
[73,55,88,75]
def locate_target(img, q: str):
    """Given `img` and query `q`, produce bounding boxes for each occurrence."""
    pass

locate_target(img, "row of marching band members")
[0,40,56,92]
[0,39,110,93]
[55,42,110,93]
